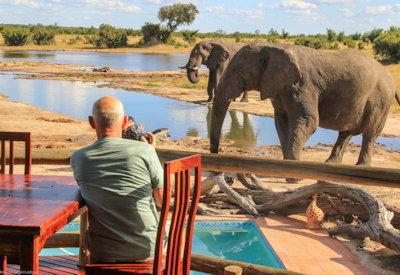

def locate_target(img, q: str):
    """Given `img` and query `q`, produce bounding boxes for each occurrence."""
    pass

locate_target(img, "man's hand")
[153,188,163,209]
[140,132,156,148]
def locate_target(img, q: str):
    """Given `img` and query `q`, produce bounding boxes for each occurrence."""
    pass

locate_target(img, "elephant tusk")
[192,66,199,70]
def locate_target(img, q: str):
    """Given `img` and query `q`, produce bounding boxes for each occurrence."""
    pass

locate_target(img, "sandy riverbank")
[1,61,400,138]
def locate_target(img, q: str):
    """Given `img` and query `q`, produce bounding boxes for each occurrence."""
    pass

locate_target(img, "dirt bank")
[1,61,400,138]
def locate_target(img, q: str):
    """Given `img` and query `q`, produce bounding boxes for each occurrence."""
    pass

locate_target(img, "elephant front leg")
[207,70,216,102]
[326,131,352,163]
[284,115,318,183]
[274,113,289,159]
[286,116,318,161]
[356,134,377,166]
[240,91,249,102]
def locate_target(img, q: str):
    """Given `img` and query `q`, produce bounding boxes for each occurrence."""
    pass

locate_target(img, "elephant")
[210,43,400,168]
[181,41,248,103]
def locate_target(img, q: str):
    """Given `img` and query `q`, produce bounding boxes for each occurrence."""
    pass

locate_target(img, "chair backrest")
[153,154,202,275]
[0,131,31,175]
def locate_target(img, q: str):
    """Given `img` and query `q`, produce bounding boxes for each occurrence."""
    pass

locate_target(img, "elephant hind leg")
[356,133,377,166]
[326,131,352,164]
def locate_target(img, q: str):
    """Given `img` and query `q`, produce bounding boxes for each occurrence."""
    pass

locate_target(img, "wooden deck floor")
[8,256,83,274]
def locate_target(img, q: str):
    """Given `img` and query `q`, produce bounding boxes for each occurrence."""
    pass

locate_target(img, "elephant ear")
[260,47,300,100]
[205,43,229,69]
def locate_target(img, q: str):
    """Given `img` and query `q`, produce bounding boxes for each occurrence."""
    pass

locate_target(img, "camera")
[122,116,151,142]
[122,127,151,142]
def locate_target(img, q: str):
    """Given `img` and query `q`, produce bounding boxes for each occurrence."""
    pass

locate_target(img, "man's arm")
[143,136,165,208]
[153,188,164,209]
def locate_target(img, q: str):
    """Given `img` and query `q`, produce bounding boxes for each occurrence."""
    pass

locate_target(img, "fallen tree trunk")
[205,174,400,253]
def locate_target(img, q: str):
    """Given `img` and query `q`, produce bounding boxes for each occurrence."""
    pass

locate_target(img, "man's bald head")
[92,96,124,129]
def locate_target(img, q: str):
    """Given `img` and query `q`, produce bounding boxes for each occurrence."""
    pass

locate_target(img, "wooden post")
[1,255,7,274]
[224,265,243,275]
[79,210,90,268]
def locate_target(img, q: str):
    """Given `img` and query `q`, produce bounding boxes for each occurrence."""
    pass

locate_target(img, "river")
[0,73,398,150]
[0,50,189,71]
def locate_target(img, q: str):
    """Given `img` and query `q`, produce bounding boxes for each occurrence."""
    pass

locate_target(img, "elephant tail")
[396,92,400,106]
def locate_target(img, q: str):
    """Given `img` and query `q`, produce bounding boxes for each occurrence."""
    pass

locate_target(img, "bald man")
[70,96,164,263]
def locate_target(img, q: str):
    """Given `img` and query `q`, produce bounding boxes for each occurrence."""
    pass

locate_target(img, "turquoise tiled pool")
[41,220,284,272]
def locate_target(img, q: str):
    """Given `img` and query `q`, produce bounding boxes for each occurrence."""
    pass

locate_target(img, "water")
[0,50,189,71]
[40,221,285,271]
[0,74,399,150]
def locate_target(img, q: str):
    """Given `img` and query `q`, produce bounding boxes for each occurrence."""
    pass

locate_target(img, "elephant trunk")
[210,98,230,153]
[187,68,200,83]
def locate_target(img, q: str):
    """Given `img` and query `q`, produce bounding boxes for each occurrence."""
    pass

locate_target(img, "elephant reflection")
[206,107,256,148]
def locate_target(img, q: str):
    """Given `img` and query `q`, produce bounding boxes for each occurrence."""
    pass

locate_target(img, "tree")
[158,3,198,42]
[32,26,55,45]
[326,29,337,42]
[268,28,279,36]
[281,29,289,39]
[373,28,400,62]
[141,22,162,45]
[365,28,383,43]
[181,29,198,43]
[337,31,346,42]
[93,24,127,48]
[1,27,30,46]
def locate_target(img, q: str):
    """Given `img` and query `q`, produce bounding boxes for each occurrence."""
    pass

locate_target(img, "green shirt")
[70,137,164,262]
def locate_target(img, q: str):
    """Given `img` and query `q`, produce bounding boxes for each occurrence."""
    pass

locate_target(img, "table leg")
[1,255,7,274]
[19,236,39,275]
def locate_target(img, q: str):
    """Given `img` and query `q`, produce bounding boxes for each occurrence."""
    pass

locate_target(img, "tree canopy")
[158,3,198,35]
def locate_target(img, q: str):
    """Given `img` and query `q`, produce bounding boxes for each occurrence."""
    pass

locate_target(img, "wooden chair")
[0,131,31,175]
[85,154,202,275]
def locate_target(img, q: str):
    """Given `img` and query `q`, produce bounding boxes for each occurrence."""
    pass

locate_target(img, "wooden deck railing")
[27,148,400,188]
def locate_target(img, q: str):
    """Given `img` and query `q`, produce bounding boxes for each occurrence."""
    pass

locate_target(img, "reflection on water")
[0,50,189,71]
[0,74,398,150]
[2,51,56,59]
[193,223,283,268]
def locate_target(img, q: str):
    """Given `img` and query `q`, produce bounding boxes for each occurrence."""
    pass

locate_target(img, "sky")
[0,0,399,34]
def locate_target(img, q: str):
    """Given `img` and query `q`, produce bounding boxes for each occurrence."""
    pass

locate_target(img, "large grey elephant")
[181,41,248,102]
[210,43,399,167]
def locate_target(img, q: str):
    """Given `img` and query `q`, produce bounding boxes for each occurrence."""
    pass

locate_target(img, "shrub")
[373,29,400,62]
[1,27,30,46]
[358,41,365,50]
[329,42,339,50]
[295,37,326,49]
[266,35,279,43]
[94,24,127,48]
[84,35,97,45]
[31,27,55,45]
[141,22,162,45]
[344,38,356,48]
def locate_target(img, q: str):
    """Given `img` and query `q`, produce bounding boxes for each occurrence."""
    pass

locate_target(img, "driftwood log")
[202,174,400,254]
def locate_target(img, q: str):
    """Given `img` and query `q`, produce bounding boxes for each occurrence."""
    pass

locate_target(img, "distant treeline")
[1,23,399,63]
[0,23,140,36]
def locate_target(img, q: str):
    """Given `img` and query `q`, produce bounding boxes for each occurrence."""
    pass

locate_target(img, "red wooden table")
[0,174,84,274]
